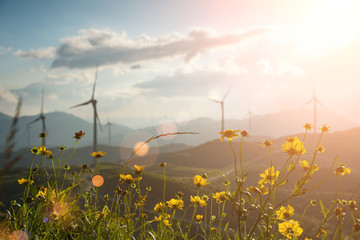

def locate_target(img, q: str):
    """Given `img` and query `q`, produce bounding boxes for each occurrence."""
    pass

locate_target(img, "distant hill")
[0,111,133,150]
[0,108,356,151]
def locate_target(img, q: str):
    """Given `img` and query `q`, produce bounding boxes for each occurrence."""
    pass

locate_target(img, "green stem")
[162,167,166,203]
[229,141,237,179]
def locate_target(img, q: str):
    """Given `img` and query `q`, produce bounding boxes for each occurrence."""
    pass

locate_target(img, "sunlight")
[156,121,178,140]
[92,175,104,187]
[294,0,360,51]
[134,141,149,157]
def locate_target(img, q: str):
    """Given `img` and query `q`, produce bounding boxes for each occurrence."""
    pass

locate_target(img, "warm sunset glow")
[53,201,69,216]
[156,121,178,140]
[9,231,28,240]
[134,141,149,157]
[92,175,104,187]
[294,0,360,50]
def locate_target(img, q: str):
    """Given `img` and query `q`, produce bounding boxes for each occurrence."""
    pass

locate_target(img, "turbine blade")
[222,86,233,101]
[300,98,314,108]
[315,98,327,109]
[207,97,222,104]
[42,118,47,133]
[91,65,98,100]
[27,116,41,125]
[70,100,92,108]
[41,89,44,114]
[94,106,103,131]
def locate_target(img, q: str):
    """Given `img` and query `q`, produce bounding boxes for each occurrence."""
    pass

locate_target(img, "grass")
[0,114,360,239]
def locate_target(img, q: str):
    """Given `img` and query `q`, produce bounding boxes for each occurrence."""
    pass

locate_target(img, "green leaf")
[319,200,326,217]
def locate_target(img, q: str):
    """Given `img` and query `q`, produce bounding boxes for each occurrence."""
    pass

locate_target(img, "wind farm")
[1,1,360,239]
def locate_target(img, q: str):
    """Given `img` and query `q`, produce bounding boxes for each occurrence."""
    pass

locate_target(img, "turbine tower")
[208,87,232,132]
[28,89,47,145]
[105,113,111,146]
[70,66,102,164]
[301,80,325,134]
[244,103,253,134]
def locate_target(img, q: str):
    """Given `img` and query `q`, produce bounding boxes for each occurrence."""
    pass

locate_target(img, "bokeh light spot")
[53,201,68,216]
[157,121,178,140]
[134,142,149,157]
[9,230,28,240]
[92,175,104,187]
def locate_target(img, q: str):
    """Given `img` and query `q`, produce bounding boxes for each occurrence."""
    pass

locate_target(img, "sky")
[1,0,360,129]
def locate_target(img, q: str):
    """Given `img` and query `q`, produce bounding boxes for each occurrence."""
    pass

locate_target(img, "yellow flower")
[104,194,109,201]
[167,198,184,210]
[18,178,34,185]
[281,137,306,156]
[299,160,319,173]
[305,238,312,240]
[190,195,207,207]
[310,200,317,206]
[213,191,229,202]
[276,205,295,220]
[263,139,272,147]
[38,146,52,156]
[119,174,141,184]
[258,167,279,185]
[334,207,342,216]
[193,175,209,187]
[195,214,203,223]
[278,220,303,239]
[96,205,109,218]
[303,123,313,131]
[240,130,249,137]
[36,188,56,199]
[219,129,240,142]
[153,202,166,212]
[317,145,325,153]
[348,200,357,210]
[155,215,171,226]
[334,163,351,176]
[354,223,360,232]
[36,189,47,198]
[90,151,107,158]
[320,124,330,133]
[30,146,40,155]
[134,164,145,175]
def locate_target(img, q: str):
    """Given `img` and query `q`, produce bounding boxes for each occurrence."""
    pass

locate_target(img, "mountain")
[0,111,133,150]
[0,108,356,151]
[129,108,356,146]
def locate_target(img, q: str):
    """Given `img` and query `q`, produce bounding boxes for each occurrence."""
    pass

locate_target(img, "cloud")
[0,46,12,55]
[0,85,18,103]
[14,47,56,59]
[46,27,269,69]
[134,70,238,97]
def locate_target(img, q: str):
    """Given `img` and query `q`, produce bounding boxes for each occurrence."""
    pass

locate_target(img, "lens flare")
[9,230,28,240]
[53,201,68,216]
[134,142,149,157]
[92,175,104,187]
[157,121,178,140]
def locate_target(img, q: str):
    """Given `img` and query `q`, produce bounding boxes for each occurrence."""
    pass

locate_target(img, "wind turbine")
[28,89,47,145]
[105,113,111,146]
[208,87,232,132]
[26,125,31,147]
[244,103,254,134]
[70,66,102,164]
[301,80,325,134]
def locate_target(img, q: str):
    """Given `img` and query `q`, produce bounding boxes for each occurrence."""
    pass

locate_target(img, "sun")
[292,0,360,50]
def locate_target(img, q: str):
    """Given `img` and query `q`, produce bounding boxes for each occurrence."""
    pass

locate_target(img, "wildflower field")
[0,121,359,240]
